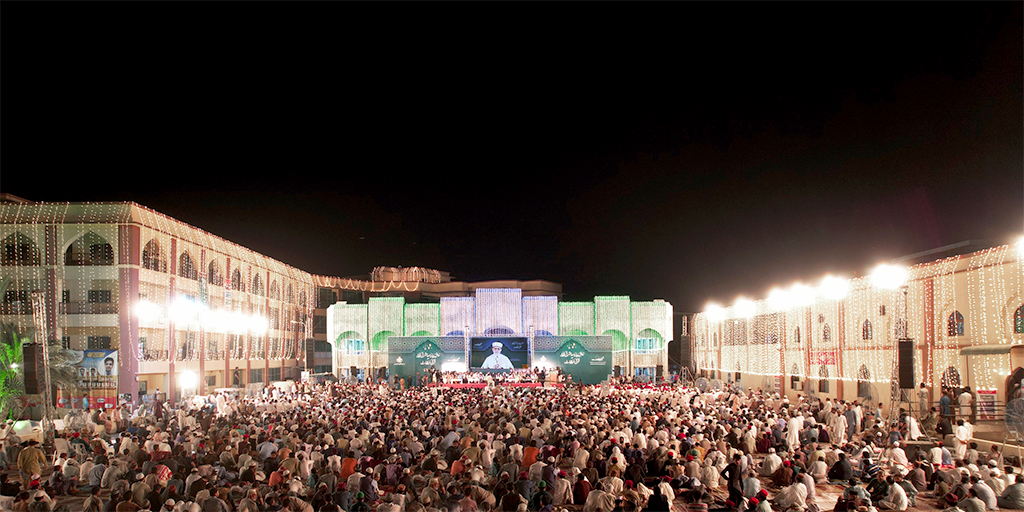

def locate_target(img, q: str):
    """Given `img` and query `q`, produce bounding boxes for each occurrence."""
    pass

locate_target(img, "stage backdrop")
[388,336,466,381]
[533,336,613,384]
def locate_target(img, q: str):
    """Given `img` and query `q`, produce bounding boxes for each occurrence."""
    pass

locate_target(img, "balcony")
[60,302,118,315]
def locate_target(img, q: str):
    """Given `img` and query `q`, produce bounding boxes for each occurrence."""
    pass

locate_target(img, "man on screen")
[482,342,514,369]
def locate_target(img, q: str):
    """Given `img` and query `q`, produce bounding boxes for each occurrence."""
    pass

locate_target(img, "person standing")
[959,387,974,422]
[17,440,45,490]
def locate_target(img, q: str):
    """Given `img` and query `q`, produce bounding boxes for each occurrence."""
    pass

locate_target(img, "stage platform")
[432,382,565,389]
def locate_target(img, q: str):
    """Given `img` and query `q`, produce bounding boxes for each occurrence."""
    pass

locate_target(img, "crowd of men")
[0,377,1022,512]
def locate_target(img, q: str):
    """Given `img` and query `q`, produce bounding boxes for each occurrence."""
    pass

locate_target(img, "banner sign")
[387,337,465,382]
[533,336,613,385]
[57,349,118,409]
[978,389,997,420]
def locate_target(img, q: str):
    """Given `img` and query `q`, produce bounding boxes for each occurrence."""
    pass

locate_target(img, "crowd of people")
[0,376,1021,512]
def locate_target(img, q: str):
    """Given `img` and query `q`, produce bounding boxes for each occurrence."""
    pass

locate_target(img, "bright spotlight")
[870,263,908,289]
[135,300,161,322]
[705,303,726,322]
[790,283,816,307]
[179,370,198,389]
[249,315,269,335]
[734,298,755,318]
[1017,236,1024,257]
[767,288,792,310]
[819,275,850,300]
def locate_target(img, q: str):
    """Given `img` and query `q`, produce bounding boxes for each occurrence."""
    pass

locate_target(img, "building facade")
[327,289,674,381]
[0,200,316,404]
[692,242,1024,412]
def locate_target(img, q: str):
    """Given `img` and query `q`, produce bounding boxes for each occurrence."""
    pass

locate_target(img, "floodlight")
[819,275,850,300]
[870,263,908,289]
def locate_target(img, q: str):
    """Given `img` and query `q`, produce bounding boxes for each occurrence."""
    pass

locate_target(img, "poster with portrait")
[57,349,118,410]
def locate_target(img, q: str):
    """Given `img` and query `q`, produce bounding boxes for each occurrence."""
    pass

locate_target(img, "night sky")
[3,3,1022,320]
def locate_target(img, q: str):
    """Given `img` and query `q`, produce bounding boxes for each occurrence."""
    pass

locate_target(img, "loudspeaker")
[898,338,915,389]
[679,337,692,371]
[23,343,44,394]
[305,338,316,370]
[656,365,663,380]
[613,366,621,377]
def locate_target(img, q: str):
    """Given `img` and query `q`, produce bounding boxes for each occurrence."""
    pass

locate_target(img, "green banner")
[387,337,465,381]
[534,336,612,384]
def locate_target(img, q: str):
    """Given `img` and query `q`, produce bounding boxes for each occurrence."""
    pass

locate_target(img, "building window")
[142,240,166,272]
[941,365,962,388]
[1,232,40,266]
[947,311,965,337]
[87,336,111,350]
[1015,304,1024,334]
[62,336,71,350]
[823,324,831,344]
[2,290,30,315]
[819,365,830,393]
[347,339,365,355]
[252,275,264,296]
[87,290,112,303]
[250,368,264,383]
[64,232,114,266]
[635,338,660,353]
[179,252,198,280]
[205,375,216,388]
[862,320,873,340]
[208,260,223,287]
[231,269,244,292]
[793,327,801,345]
[62,290,70,303]
[268,367,282,382]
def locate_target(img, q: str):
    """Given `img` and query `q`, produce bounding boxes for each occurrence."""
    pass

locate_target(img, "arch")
[941,366,962,388]
[636,328,664,353]
[565,329,589,336]
[410,330,433,337]
[484,326,514,335]
[602,329,629,352]
[947,311,965,337]
[287,284,295,304]
[1015,304,1024,334]
[64,231,113,266]
[142,240,166,272]
[766,333,779,344]
[178,251,198,280]
[534,330,554,336]
[2,232,40,266]
[862,319,873,340]
[793,327,801,345]
[371,330,395,351]
[207,260,223,286]
[269,280,280,300]
[446,330,465,337]
[857,364,871,397]
[252,274,264,296]
[231,269,244,292]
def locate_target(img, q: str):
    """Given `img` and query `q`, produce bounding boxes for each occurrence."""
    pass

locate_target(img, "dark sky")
[3,3,1022,317]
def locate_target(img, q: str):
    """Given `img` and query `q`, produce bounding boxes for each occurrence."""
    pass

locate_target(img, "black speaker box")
[898,338,915,389]
[23,343,44,394]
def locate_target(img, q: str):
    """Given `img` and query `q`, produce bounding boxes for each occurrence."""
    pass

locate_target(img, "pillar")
[117,225,141,404]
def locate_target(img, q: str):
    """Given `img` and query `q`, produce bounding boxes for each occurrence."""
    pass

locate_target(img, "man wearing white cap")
[482,342,513,369]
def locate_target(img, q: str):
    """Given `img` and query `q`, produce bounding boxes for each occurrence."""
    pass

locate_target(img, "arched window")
[269,280,280,300]
[64,232,113,266]
[2,232,40,266]
[142,240,166,272]
[819,365,830,393]
[179,252,198,280]
[793,327,801,345]
[857,364,872,397]
[287,284,295,304]
[862,320,873,340]
[252,274,264,296]
[231,269,244,292]
[208,260,223,287]
[1015,304,1024,334]
[941,366,962,388]
[823,324,831,344]
[947,311,965,337]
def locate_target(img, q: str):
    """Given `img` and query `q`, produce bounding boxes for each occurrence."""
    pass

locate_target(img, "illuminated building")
[692,240,1024,412]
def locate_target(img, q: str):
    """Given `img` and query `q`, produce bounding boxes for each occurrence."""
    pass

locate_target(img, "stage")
[432,382,565,389]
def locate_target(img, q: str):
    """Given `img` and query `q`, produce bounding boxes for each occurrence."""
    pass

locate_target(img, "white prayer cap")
[492,342,504,348]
